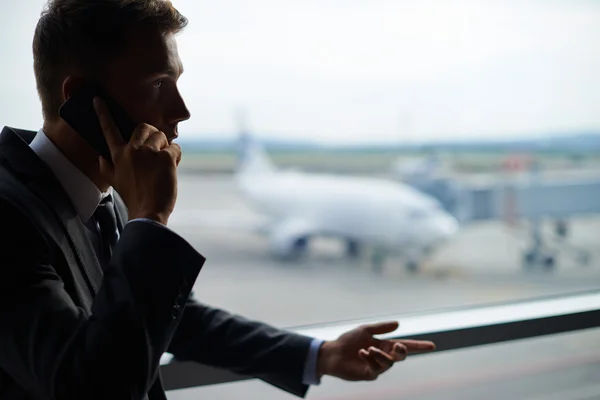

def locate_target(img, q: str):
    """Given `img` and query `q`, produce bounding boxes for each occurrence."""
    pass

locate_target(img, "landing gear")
[370,247,386,273]
[367,246,423,274]
[290,237,309,259]
[523,250,536,270]
[405,260,420,273]
[346,239,361,259]
[522,220,556,271]
[521,249,556,271]
[543,255,556,271]
[555,219,568,239]
[275,237,309,262]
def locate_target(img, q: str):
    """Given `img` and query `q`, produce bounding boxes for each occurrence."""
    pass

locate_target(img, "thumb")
[364,321,400,335]
[176,150,182,167]
[98,155,115,186]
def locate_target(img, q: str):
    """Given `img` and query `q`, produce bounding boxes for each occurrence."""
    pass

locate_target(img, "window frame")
[160,289,600,391]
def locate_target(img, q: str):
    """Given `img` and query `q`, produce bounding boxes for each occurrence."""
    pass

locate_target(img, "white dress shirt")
[29,129,117,257]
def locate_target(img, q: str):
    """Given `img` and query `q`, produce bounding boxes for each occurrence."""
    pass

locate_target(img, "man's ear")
[61,76,87,102]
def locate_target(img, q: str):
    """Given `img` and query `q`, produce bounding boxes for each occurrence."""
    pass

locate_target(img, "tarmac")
[166,173,600,399]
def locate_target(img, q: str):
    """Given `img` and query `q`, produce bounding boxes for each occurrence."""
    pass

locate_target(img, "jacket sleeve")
[168,299,314,398]
[0,199,205,400]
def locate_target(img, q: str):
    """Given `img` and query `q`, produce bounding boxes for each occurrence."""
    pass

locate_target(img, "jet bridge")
[409,174,600,271]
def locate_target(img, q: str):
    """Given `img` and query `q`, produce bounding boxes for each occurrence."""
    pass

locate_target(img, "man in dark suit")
[0,1,435,399]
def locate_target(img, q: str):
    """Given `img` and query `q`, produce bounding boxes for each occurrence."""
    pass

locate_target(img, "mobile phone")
[58,83,137,160]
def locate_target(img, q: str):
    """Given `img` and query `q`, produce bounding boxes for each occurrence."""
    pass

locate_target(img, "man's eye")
[153,79,164,89]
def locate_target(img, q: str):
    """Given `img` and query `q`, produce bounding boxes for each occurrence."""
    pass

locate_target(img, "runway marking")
[314,352,600,400]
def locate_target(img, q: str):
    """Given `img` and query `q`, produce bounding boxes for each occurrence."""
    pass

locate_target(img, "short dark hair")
[32,0,188,120]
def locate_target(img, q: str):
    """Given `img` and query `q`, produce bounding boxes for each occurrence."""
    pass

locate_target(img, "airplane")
[234,131,460,272]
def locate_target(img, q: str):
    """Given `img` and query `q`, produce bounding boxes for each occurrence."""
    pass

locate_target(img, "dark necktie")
[93,194,119,269]
[93,200,146,400]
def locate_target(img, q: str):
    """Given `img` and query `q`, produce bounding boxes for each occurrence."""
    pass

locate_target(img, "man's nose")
[168,90,192,124]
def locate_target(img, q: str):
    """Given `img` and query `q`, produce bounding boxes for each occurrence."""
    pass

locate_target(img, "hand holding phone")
[92,97,181,225]
[59,83,137,161]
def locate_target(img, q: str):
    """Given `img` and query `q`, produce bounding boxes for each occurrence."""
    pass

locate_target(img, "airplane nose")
[437,214,459,239]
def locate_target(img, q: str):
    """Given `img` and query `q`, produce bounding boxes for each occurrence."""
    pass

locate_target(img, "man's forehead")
[137,57,184,78]
[112,28,183,77]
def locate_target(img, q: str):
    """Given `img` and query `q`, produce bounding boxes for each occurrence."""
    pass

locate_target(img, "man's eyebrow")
[166,64,184,77]
[141,63,183,79]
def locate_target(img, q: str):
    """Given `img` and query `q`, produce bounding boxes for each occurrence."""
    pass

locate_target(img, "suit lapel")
[0,126,104,296]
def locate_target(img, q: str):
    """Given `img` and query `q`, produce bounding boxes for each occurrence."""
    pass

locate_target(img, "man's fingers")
[161,143,182,165]
[93,97,125,152]
[368,346,396,367]
[130,124,157,147]
[359,349,382,378]
[398,339,436,353]
[175,148,182,166]
[390,343,408,361]
[378,339,435,354]
[144,131,169,151]
[364,321,400,335]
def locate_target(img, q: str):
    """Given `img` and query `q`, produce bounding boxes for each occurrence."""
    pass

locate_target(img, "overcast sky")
[1,0,599,144]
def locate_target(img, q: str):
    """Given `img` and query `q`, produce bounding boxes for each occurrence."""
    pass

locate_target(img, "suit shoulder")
[0,197,52,270]
[0,162,54,218]
[0,168,50,251]
[0,163,33,201]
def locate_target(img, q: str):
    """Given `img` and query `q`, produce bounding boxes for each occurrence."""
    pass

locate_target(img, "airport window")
[1,1,599,399]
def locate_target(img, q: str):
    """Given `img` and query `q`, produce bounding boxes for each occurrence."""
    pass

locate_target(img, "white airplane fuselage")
[236,166,459,260]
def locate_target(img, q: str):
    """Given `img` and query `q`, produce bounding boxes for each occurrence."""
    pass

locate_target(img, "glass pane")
[167,327,600,399]
[2,0,599,397]
[4,0,600,330]
[168,0,600,327]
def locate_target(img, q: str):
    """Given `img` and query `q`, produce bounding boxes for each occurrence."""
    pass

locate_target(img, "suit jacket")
[0,127,313,399]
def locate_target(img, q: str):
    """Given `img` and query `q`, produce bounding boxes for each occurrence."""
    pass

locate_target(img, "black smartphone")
[58,83,137,160]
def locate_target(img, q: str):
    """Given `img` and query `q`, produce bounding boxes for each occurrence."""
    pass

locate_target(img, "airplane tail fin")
[235,109,276,176]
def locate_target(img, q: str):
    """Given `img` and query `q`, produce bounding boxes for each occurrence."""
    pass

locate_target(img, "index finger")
[397,339,436,353]
[93,96,125,150]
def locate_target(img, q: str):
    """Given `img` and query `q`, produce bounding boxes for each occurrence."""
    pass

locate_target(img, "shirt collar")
[29,129,112,223]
